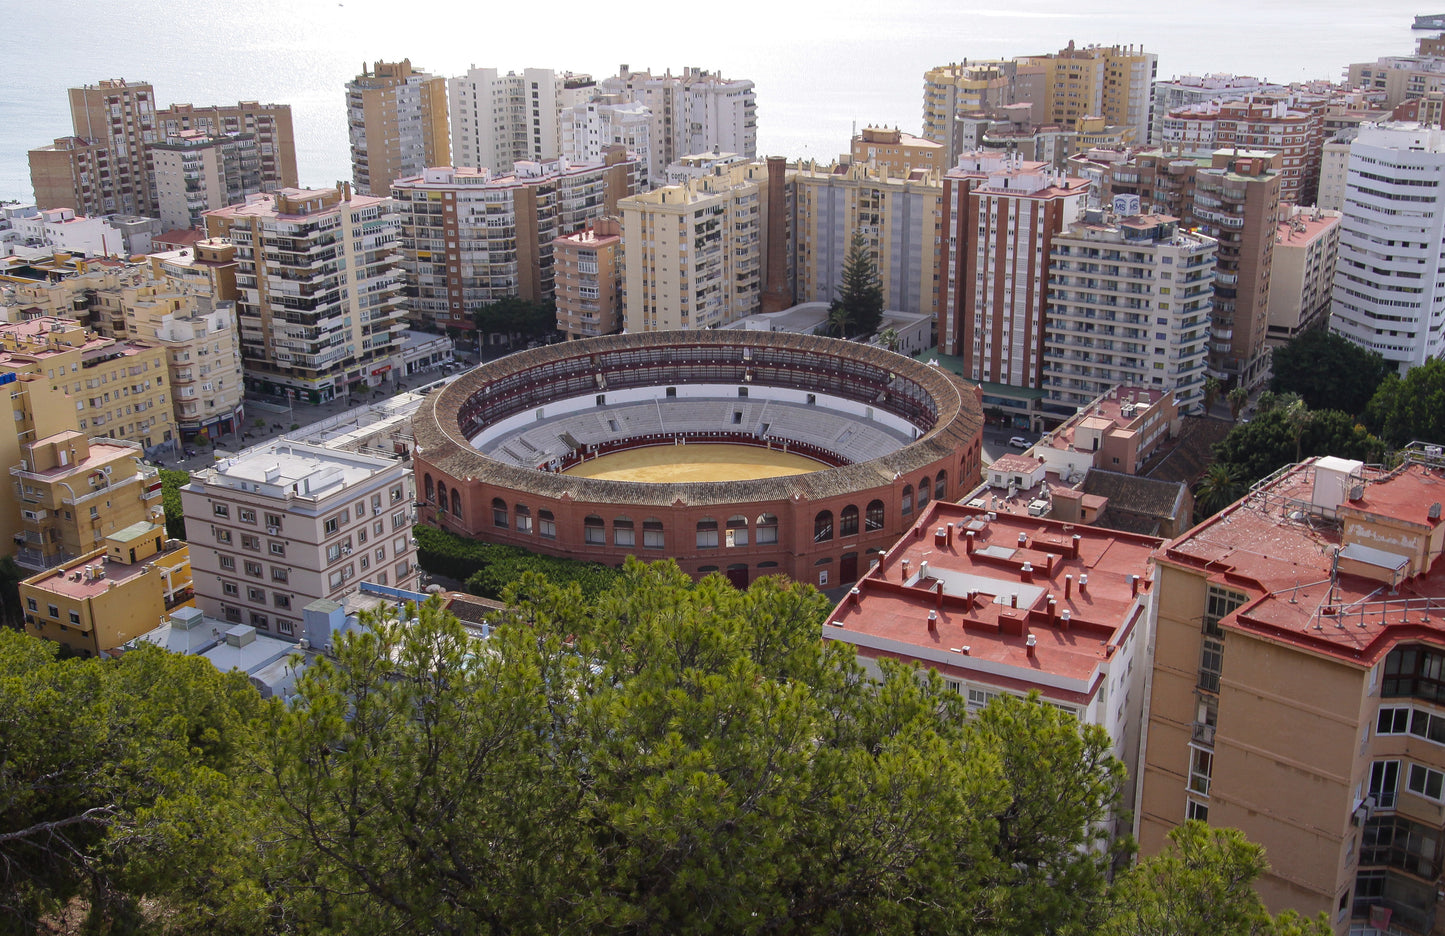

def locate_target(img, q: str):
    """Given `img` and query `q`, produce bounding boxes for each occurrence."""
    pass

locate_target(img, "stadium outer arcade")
[411,331,984,589]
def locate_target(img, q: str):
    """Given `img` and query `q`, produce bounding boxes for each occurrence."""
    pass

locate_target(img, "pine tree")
[835,229,884,338]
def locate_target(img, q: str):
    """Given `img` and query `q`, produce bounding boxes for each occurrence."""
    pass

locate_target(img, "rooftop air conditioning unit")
[266,526,278,535]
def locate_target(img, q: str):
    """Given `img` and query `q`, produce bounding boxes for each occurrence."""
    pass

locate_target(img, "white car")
[1008,436,1030,449]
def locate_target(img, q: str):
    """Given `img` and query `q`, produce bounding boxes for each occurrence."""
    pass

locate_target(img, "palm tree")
[825,302,850,339]
[1203,377,1223,414]
[1227,386,1249,421]
[878,327,901,352]
[1284,398,1312,462]
[1195,463,1246,521]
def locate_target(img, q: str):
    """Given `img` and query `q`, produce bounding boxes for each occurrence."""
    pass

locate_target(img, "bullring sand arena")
[561,443,827,483]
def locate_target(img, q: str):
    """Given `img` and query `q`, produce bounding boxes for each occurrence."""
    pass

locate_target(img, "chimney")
[1060,609,1071,630]
[1026,633,1037,658]
[1047,596,1057,625]
[927,609,938,634]
[1021,561,1033,583]
[1065,574,1073,599]
[936,580,945,608]
[935,527,948,547]
[1018,533,1028,548]
[965,531,975,554]
[946,523,955,547]
[1072,534,1081,558]
[1130,574,1139,597]
[919,560,930,580]
[1045,553,1055,576]
[1079,573,1088,594]
[1010,593,1018,609]
[848,586,861,608]
[901,559,911,581]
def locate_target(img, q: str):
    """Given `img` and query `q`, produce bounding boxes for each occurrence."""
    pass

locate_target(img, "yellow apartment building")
[9,429,164,572]
[21,527,192,657]
[850,126,946,177]
[345,60,449,197]
[792,160,943,319]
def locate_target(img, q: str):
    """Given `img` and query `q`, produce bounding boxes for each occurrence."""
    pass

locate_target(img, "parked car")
[1008,436,1030,449]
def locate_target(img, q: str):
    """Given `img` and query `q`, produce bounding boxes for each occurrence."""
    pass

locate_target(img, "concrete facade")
[554,219,622,340]
[449,67,596,175]
[151,130,263,231]
[1267,207,1341,345]
[346,60,450,197]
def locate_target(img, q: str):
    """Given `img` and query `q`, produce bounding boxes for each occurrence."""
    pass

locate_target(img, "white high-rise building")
[449,67,595,175]
[1329,122,1445,373]
[598,66,757,174]
[561,98,654,188]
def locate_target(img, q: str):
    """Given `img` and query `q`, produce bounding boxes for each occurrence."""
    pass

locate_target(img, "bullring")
[411,331,984,588]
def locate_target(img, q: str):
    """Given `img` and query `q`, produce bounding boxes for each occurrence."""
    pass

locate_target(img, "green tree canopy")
[159,468,190,541]
[1210,406,1385,493]
[831,230,884,339]
[1103,822,1331,936]
[1365,357,1445,447]
[472,296,558,342]
[1269,328,1389,417]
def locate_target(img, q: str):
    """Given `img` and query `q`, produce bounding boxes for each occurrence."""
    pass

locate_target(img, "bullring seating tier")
[477,396,914,468]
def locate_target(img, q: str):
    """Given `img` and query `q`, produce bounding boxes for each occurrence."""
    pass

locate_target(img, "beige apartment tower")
[554,219,623,339]
[154,101,298,191]
[66,79,158,217]
[346,60,450,196]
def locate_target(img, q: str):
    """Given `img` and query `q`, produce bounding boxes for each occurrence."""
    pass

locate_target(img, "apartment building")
[922,61,1019,165]
[9,428,164,572]
[554,218,623,340]
[345,60,449,196]
[561,97,655,187]
[21,530,191,657]
[449,67,596,174]
[147,237,239,302]
[1346,55,1445,107]
[1150,74,1287,145]
[937,152,1091,388]
[792,160,942,318]
[1045,210,1215,414]
[1013,42,1157,147]
[598,65,757,171]
[0,316,173,452]
[181,440,419,635]
[1330,123,1445,374]
[1156,98,1320,206]
[150,130,263,231]
[1138,450,1445,935]
[1105,149,1282,387]
[65,79,158,217]
[1267,207,1341,345]
[849,126,946,177]
[0,205,125,260]
[203,185,406,403]
[153,101,298,190]
[619,159,777,331]
[825,496,1162,831]
[391,150,638,331]
[28,137,115,217]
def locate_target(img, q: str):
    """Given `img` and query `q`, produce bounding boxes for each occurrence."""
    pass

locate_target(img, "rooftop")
[1159,452,1445,666]
[26,537,179,602]
[825,499,1161,704]
[192,440,400,502]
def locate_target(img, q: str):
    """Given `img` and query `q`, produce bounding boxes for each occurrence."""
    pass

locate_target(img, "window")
[247,587,265,602]
[277,618,294,635]
[239,508,256,524]
[725,515,747,547]
[492,497,509,528]
[213,503,229,518]
[375,520,385,536]
[325,516,340,535]
[271,567,288,583]
[68,610,80,625]
[270,542,285,557]
[643,518,664,549]
[839,505,859,538]
[865,500,885,532]
[935,473,947,500]
[1188,747,1213,797]
[755,514,778,544]
[901,485,914,515]
[696,518,719,549]
[265,513,282,528]
[355,503,366,520]
[249,612,268,629]
[451,489,461,516]
[1408,763,1445,802]
[25,598,36,612]
[1360,815,1444,880]
[242,534,260,551]
[1198,637,1224,693]
[1186,798,1209,822]
[219,555,236,571]
[1379,706,1411,735]
[1204,585,1247,636]
[515,505,532,534]
[584,515,606,546]
[1384,645,1445,703]
[244,561,263,578]
[813,510,833,543]
[918,477,931,510]
[539,509,556,539]
[613,518,635,547]
[1369,760,1401,809]
[222,581,239,597]
[216,528,232,544]
[392,510,407,530]
[327,543,342,562]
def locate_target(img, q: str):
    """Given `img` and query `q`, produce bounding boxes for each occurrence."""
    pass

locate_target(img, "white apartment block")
[1316,137,1353,212]
[203,186,406,403]
[150,130,263,231]
[1330,122,1445,373]
[561,98,654,188]
[0,205,124,260]
[182,440,418,637]
[1045,210,1216,413]
[619,161,769,332]
[1150,74,1285,145]
[449,67,595,174]
[599,65,757,173]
